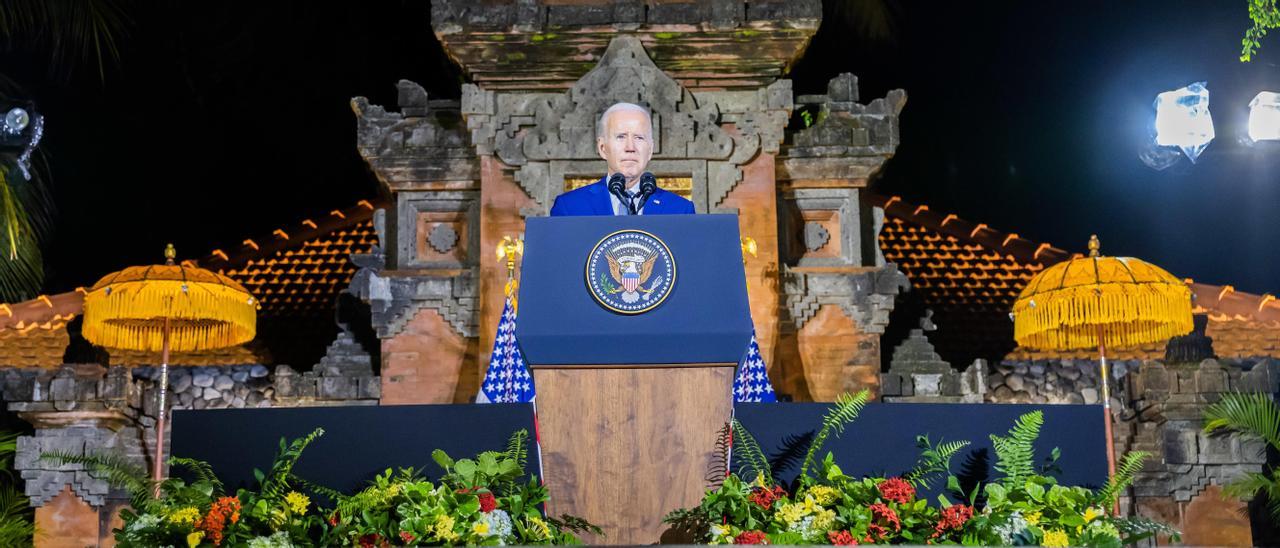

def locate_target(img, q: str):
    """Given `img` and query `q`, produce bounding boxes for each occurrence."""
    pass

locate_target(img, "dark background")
[2,1,1277,296]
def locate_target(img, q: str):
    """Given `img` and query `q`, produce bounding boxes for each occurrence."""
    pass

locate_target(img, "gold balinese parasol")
[82,244,257,486]
[1012,235,1192,492]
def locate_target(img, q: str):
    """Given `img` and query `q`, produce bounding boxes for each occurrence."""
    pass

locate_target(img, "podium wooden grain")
[533,364,735,545]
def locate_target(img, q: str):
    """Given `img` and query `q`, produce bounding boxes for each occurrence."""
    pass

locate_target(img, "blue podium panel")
[517,214,753,365]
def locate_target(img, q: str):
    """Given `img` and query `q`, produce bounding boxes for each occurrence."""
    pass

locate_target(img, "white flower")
[247,531,295,548]
[484,509,514,542]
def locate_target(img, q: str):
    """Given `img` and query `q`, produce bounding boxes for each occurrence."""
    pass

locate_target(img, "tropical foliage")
[1203,391,1280,520]
[0,430,34,547]
[43,427,590,547]
[667,395,1180,546]
[1243,0,1280,61]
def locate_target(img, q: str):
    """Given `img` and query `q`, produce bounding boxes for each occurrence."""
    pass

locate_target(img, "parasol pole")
[153,315,171,496]
[1097,323,1119,515]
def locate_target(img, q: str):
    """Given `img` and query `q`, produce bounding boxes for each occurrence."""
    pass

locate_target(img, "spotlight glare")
[1154,82,1214,163]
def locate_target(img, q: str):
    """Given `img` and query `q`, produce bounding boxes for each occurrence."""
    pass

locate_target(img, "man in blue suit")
[549,103,695,216]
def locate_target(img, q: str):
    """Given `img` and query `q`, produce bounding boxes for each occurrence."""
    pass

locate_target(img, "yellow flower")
[806,485,839,506]
[1083,506,1103,523]
[1042,529,1070,548]
[709,523,734,544]
[527,516,552,540]
[284,491,310,515]
[812,508,837,531]
[777,502,807,524]
[1023,511,1041,526]
[168,506,201,526]
[186,531,205,548]
[801,495,821,514]
[434,514,459,542]
[473,519,491,536]
[753,471,769,488]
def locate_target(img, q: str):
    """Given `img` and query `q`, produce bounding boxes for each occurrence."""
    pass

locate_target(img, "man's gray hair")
[596,102,652,141]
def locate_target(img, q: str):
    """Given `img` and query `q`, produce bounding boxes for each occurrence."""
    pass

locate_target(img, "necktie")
[626,190,640,215]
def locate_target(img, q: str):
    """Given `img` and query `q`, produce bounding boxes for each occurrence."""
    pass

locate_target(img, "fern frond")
[800,390,868,480]
[731,418,772,486]
[40,451,152,508]
[286,473,345,504]
[259,428,324,501]
[504,429,529,474]
[1204,392,1280,450]
[1093,451,1149,506]
[1115,516,1181,544]
[990,410,1043,487]
[167,457,223,495]
[904,436,970,490]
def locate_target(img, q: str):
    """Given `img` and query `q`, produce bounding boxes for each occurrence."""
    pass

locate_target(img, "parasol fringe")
[1012,280,1193,351]
[82,279,256,353]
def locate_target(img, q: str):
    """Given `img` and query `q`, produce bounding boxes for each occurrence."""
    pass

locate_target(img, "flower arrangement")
[47,428,328,547]
[44,428,592,546]
[666,393,1180,546]
[320,430,596,546]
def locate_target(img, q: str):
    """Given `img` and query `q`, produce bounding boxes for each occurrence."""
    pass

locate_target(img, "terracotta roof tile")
[0,200,383,367]
[869,192,1280,362]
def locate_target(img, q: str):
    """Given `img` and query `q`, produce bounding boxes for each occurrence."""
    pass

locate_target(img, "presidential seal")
[586,230,676,314]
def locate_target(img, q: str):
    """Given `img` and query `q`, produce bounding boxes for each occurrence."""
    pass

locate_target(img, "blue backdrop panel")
[734,403,1108,498]
[170,404,537,495]
[517,214,753,365]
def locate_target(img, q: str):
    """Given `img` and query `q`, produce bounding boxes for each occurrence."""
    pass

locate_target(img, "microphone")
[606,173,635,215]
[636,172,658,213]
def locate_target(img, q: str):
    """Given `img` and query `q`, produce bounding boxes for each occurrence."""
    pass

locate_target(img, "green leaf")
[1025,481,1045,502]
[432,449,454,470]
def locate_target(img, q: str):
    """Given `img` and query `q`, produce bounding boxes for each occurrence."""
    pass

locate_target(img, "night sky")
[2,1,1277,297]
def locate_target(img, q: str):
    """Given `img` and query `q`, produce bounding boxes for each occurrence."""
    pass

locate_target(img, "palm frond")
[731,418,772,486]
[1092,451,1149,506]
[0,0,132,82]
[904,435,970,490]
[167,456,223,495]
[1204,392,1280,450]
[0,162,50,302]
[800,390,868,480]
[990,410,1043,488]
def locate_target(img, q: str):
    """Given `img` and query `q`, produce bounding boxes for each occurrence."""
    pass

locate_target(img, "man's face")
[597,110,653,185]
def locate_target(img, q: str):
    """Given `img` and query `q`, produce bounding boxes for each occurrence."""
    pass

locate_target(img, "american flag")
[734,331,777,403]
[477,295,535,403]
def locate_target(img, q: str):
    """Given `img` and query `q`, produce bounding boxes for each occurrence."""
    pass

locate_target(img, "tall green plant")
[798,390,868,483]
[0,430,34,547]
[1204,391,1280,519]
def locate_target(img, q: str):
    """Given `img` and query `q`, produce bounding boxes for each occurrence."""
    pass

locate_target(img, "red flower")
[865,503,902,542]
[932,504,974,538]
[399,531,415,543]
[748,485,788,510]
[828,530,859,545]
[328,511,340,526]
[478,491,498,513]
[357,533,386,548]
[734,530,770,545]
[876,477,916,504]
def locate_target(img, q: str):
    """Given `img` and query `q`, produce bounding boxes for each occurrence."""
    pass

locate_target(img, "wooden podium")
[534,365,734,544]
[518,215,754,545]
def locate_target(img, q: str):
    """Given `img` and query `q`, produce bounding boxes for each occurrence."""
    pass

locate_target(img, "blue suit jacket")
[549,178,695,216]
